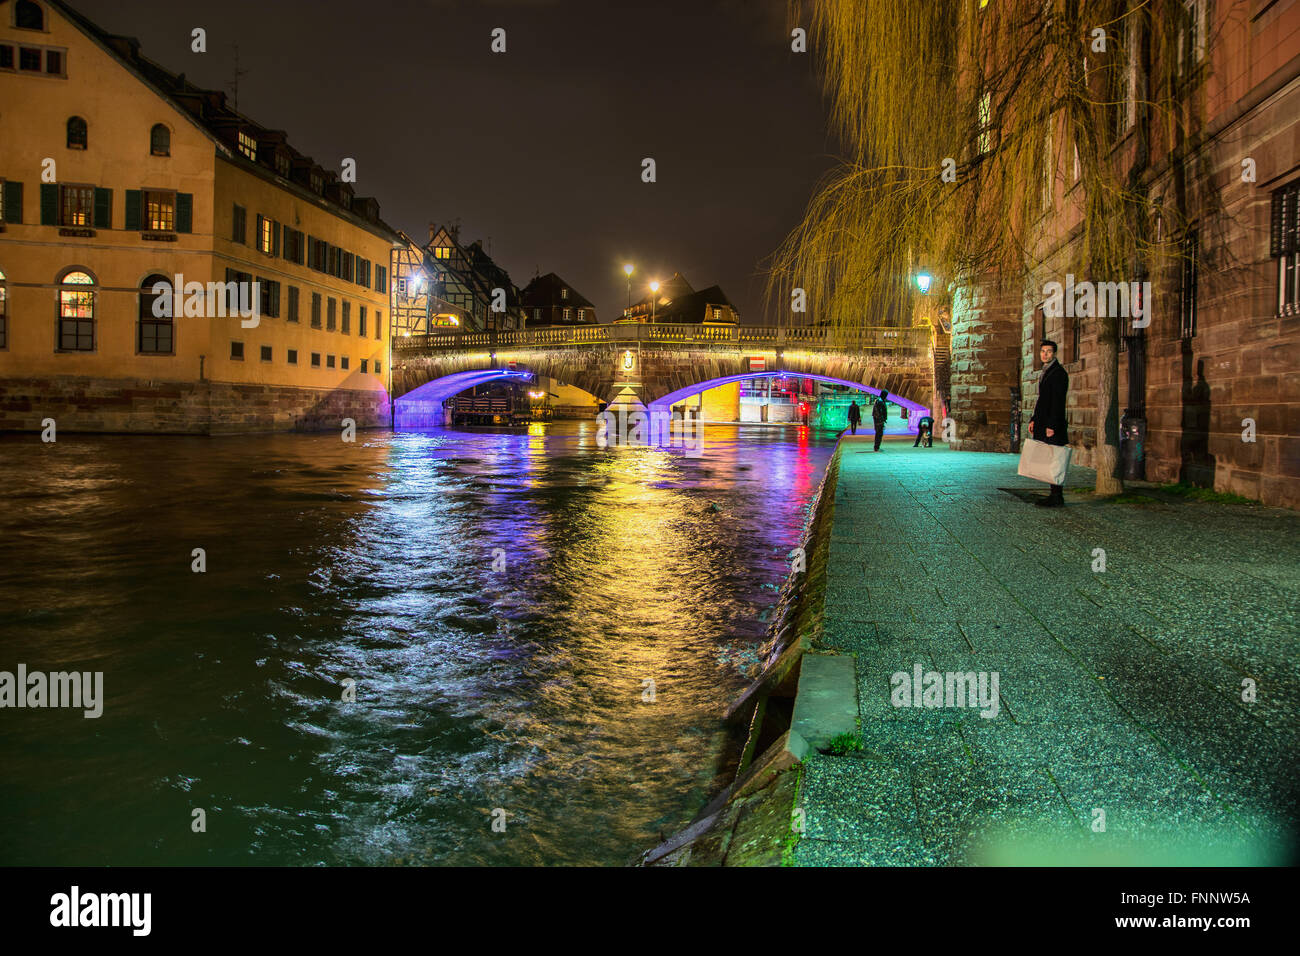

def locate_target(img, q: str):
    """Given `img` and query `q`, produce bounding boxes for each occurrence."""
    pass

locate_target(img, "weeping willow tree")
[769,0,1217,494]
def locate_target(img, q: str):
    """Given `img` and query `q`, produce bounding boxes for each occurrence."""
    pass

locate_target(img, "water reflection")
[0,423,836,865]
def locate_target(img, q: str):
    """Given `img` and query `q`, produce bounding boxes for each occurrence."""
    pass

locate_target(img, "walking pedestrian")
[913,414,934,448]
[872,391,889,451]
[1029,339,1069,507]
[847,400,861,436]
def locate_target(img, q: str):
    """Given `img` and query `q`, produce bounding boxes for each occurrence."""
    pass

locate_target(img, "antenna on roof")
[228,44,249,111]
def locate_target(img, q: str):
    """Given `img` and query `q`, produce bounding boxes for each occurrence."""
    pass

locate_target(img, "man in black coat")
[847,400,861,435]
[872,391,889,451]
[1029,339,1069,507]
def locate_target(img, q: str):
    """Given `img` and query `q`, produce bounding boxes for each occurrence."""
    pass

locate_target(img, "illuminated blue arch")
[394,368,535,429]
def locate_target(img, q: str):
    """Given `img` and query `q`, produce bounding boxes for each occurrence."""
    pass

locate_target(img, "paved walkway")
[795,436,1300,866]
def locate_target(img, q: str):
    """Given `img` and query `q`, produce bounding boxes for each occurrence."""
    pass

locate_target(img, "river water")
[0,422,835,865]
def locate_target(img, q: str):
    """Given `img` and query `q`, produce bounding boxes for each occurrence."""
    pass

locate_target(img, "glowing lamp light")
[650,280,660,293]
[623,263,634,277]
[915,273,933,294]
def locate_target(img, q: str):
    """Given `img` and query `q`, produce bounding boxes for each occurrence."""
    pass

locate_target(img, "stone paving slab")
[794,439,1300,867]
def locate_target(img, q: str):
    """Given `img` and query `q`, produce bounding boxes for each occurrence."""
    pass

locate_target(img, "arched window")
[150,124,170,157]
[0,269,8,351]
[138,274,173,354]
[57,270,95,351]
[66,116,87,150]
[15,1,44,30]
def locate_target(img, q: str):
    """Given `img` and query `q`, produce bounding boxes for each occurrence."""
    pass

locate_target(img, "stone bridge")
[390,323,941,427]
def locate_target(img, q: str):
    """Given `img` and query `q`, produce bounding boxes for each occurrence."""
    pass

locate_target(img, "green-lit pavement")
[794,435,1299,866]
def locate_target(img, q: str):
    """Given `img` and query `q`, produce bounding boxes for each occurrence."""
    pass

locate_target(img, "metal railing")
[392,323,930,353]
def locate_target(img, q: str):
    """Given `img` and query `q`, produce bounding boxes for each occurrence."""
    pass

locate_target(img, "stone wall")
[950,282,1022,452]
[0,377,392,435]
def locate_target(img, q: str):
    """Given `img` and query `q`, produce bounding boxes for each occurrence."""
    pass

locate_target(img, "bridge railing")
[391,323,929,353]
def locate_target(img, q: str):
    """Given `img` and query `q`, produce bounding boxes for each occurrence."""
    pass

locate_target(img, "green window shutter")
[255,213,264,247]
[3,181,22,223]
[93,187,112,228]
[124,189,142,230]
[272,221,281,257]
[176,193,193,233]
[40,183,58,225]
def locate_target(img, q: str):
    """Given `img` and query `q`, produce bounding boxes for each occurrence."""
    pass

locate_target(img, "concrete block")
[791,653,859,749]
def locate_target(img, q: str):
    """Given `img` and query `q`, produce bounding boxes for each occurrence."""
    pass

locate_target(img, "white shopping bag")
[1018,438,1072,485]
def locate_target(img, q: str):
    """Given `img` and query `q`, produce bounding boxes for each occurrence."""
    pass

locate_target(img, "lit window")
[238,130,256,161]
[59,184,93,226]
[0,268,7,350]
[713,307,722,320]
[258,215,273,253]
[1272,182,1299,315]
[143,190,175,231]
[1180,230,1199,338]
[434,246,451,259]
[58,270,95,351]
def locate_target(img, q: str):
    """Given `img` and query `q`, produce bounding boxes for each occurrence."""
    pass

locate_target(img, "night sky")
[72,0,835,322]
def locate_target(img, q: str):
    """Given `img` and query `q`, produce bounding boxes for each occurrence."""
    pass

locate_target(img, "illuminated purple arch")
[649,371,930,416]
[394,368,535,429]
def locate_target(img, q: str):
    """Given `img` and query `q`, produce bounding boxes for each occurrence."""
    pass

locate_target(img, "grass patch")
[1069,482,1258,506]
[1158,482,1258,505]
[780,763,805,867]
[825,732,864,755]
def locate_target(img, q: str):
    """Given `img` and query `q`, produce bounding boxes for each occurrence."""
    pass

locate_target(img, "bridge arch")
[649,371,930,417]
[393,368,535,428]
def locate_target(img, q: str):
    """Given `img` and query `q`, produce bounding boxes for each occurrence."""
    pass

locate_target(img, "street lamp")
[623,263,634,313]
[650,280,660,324]
[915,272,933,294]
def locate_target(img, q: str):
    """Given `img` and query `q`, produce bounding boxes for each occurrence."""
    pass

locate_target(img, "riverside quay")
[0,0,1296,921]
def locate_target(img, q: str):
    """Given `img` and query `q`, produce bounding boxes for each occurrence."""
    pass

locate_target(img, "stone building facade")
[0,0,402,434]
[949,0,1300,508]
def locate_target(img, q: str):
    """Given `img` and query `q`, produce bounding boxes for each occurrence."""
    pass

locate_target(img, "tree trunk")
[1094,312,1124,495]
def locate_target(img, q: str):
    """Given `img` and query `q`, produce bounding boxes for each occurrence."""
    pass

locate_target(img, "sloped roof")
[44,0,399,241]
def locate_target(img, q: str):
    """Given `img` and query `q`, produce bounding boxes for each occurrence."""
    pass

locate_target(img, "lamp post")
[623,263,634,314]
[915,272,932,294]
[649,280,660,324]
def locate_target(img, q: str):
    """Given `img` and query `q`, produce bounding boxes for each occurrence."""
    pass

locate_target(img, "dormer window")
[237,129,256,161]
[66,116,87,150]
[561,287,568,300]
[150,124,170,156]
[310,171,323,195]
[15,1,44,31]
[274,152,290,178]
